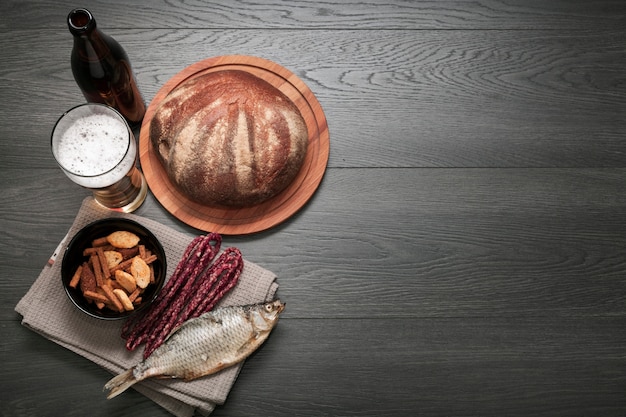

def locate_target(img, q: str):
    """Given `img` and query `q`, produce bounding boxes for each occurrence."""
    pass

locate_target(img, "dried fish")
[104,300,285,399]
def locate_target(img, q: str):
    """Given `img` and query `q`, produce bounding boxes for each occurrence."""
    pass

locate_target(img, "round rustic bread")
[150,70,308,207]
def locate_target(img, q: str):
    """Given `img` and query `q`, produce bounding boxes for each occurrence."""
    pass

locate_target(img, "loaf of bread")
[150,70,308,207]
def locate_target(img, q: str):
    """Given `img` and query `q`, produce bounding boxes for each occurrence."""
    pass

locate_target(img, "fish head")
[250,300,285,331]
[263,299,285,318]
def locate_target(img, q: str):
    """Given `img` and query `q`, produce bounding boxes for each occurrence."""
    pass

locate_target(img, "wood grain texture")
[4,167,626,319]
[3,317,626,416]
[2,0,625,30]
[1,28,625,169]
[2,1,626,416]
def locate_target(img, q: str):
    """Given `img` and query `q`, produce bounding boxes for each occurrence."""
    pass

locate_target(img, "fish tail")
[104,368,138,399]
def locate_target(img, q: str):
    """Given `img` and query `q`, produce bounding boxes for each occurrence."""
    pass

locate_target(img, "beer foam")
[54,112,135,188]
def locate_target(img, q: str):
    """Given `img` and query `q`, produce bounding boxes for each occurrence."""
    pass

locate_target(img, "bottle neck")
[69,9,113,61]
[68,8,97,37]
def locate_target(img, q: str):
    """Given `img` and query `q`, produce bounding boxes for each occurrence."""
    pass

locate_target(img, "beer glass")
[51,103,147,212]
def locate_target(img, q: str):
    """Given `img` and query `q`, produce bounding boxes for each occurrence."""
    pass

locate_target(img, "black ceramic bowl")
[61,218,167,320]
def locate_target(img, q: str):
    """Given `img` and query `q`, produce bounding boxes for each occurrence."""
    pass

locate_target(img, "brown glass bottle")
[68,9,146,127]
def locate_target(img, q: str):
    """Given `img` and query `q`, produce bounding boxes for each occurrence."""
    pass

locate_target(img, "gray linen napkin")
[15,197,279,417]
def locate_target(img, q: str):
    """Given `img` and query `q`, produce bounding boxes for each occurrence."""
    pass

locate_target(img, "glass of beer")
[51,103,147,213]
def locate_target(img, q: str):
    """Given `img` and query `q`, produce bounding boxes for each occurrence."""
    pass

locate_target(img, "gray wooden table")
[2,1,626,416]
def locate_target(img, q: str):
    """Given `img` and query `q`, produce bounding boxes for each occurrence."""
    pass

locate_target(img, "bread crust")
[150,70,308,207]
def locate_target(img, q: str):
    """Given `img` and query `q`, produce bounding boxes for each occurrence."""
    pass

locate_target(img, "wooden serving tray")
[139,55,329,235]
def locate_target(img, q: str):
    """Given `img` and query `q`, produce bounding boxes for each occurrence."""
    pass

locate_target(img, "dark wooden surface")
[2,1,626,416]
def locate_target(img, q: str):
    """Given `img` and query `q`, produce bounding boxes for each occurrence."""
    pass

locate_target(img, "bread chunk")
[150,70,308,207]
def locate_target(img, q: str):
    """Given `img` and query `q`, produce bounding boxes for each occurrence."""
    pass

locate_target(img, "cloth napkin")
[15,197,279,417]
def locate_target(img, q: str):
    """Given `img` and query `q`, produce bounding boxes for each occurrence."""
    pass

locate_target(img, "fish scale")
[104,300,285,399]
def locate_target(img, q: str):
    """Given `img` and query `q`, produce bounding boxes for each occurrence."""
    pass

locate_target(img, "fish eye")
[265,304,273,312]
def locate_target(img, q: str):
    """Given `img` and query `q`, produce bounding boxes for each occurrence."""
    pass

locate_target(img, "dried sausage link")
[125,234,221,349]
[122,233,221,349]
[139,236,223,350]
[123,235,209,346]
[184,248,243,321]
[141,247,243,358]
[121,235,205,340]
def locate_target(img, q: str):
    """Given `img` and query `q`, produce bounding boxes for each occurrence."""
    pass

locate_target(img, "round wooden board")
[139,55,329,235]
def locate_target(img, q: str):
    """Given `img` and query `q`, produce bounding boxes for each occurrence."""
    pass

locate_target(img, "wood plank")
[2,29,625,169]
[4,168,626,319]
[1,327,171,417]
[3,317,626,416]
[223,317,626,417]
[3,0,625,30]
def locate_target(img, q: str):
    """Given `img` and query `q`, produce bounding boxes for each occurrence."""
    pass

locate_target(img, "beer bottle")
[67,8,146,127]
